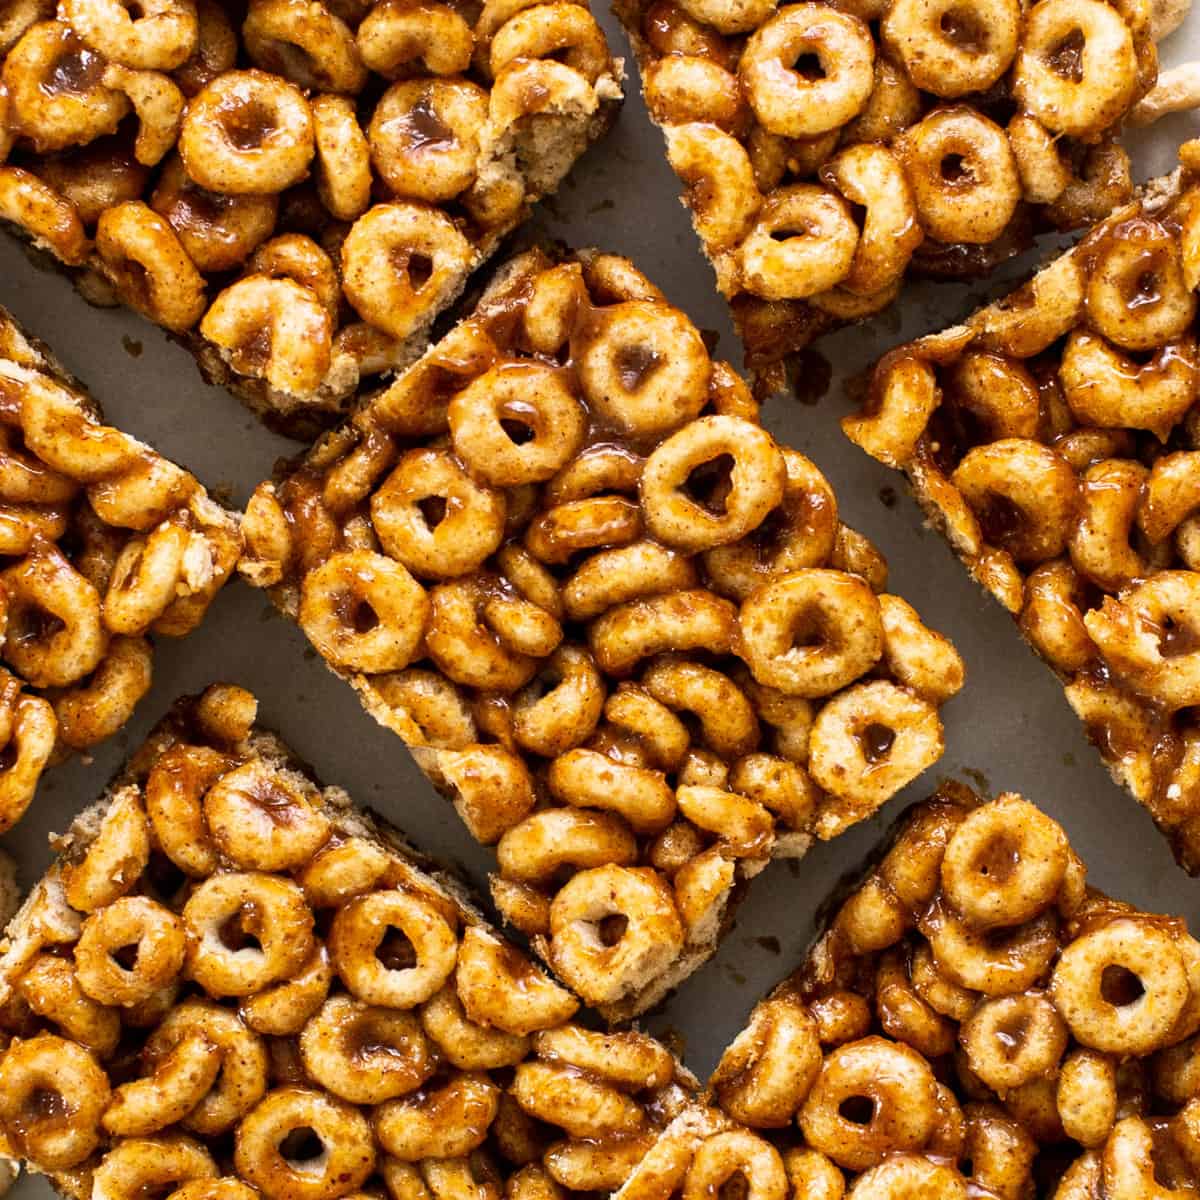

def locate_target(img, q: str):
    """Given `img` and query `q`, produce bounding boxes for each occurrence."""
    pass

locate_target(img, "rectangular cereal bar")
[844,141,1200,871]
[613,0,1196,384]
[0,304,240,832]
[616,783,1200,1199]
[0,0,621,430]
[238,245,965,1019]
[0,682,699,1200]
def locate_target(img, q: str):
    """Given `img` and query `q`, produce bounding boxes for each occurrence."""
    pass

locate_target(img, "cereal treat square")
[616,784,1200,1200]
[613,0,1196,383]
[844,141,1200,871]
[0,0,621,429]
[238,246,965,1020]
[0,305,240,832]
[0,683,699,1200]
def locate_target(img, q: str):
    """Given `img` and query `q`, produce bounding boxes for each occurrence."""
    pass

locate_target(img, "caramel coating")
[0,684,692,1200]
[844,157,1200,872]
[243,248,963,1018]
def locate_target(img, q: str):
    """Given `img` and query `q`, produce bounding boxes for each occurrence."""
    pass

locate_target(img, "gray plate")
[0,11,1198,1176]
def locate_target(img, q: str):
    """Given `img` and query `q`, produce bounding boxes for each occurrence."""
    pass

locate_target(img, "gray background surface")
[0,10,1198,1179]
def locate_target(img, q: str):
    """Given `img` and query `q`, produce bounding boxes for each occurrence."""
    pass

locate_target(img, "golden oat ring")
[144,742,230,877]
[896,106,1020,245]
[243,0,366,93]
[510,644,605,756]
[373,1070,499,1160]
[0,164,90,265]
[299,549,430,675]
[645,57,744,129]
[739,4,874,138]
[62,0,196,69]
[488,2,608,82]
[179,69,313,194]
[639,415,787,552]
[75,895,186,1006]
[881,0,1019,97]
[448,362,586,486]
[1012,0,1137,137]
[738,568,883,697]
[940,793,1068,929]
[370,448,506,579]
[93,1137,217,1200]
[664,122,761,252]
[1052,918,1189,1055]
[588,588,737,675]
[960,992,1068,1091]
[674,0,779,34]
[328,888,458,1008]
[849,1157,969,1199]
[684,1132,788,1200]
[310,94,370,222]
[357,0,473,78]
[921,901,1058,994]
[576,300,712,439]
[1139,451,1200,545]
[797,1037,939,1172]
[1067,457,1148,591]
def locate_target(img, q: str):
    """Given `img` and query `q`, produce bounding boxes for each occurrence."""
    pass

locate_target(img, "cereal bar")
[0,304,240,832]
[239,246,965,1020]
[614,0,1196,383]
[0,0,621,429]
[0,683,698,1200]
[845,141,1200,872]
[618,784,1200,1199]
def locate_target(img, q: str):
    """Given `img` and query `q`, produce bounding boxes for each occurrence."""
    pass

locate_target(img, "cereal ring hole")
[500,416,536,446]
[837,1095,876,1125]
[1100,963,1145,1007]
[277,1125,326,1168]
[938,10,986,52]
[615,341,665,391]
[397,252,434,291]
[48,41,106,94]
[220,98,277,152]
[682,453,735,516]
[1160,615,1200,657]
[859,722,895,763]
[416,495,448,529]
[1046,28,1084,82]
[376,925,418,970]
[597,913,629,946]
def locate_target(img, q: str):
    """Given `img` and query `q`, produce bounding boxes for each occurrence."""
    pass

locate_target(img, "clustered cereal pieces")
[613,0,1198,383]
[0,0,621,428]
[616,783,1200,1200]
[0,682,699,1200]
[844,140,1200,873]
[0,305,240,831]
[238,245,965,1020]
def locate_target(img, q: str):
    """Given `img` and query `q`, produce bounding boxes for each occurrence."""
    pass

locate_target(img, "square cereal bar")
[617,783,1200,1199]
[0,683,698,1200]
[844,141,1200,870]
[0,304,240,831]
[613,0,1196,383]
[238,246,965,1019]
[0,0,621,428]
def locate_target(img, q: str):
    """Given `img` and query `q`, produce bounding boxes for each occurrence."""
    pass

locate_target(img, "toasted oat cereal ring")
[448,363,585,487]
[370,448,505,579]
[548,864,684,1006]
[1084,572,1200,711]
[16,953,121,1055]
[798,1037,939,1172]
[512,1059,643,1137]
[1099,1116,1190,1200]
[533,1022,675,1088]
[1067,458,1148,591]
[173,0,235,94]
[922,901,1058,995]
[1140,451,1200,546]
[3,21,129,152]
[666,122,761,253]
[0,1033,110,1169]
[640,415,786,552]
[299,549,429,675]
[75,894,186,1006]
[673,0,778,33]
[645,57,744,128]
[739,568,883,697]
[239,941,331,1037]
[682,1131,787,1200]
[103,1030,222,1136]
[588,588,737,675]
[0,689,53,832]
[1085,216,1197,351]
[309,94,370,222]
[63,0,195,69]
[168,1182,260,1200]
[1053,918,1188,1055]
[234,1087,375,1200]
[547,746,676,833]
[0,164,90,265]
[510,645,605,756]
[340,202,473,341]
[488,2,608,81]
[807,681,943,833]
[0,543,105,687]
[247,232,339,320]
[739,4,873,137]
[896,106,1019,245]
[202,759,331,872]
[299,994,435,1105]
[421,981,530,1069]
[739,185,858,300]
[1013,0,1137,137]
[183,872,314,997]
[145,1000,268,1135]
[144,743,229,877]
[62,787,149,912]
[563,540,698,621]
[577,300,711,440]
[0,0,51,55]
[497,807,638,884]
[848,1157,968,1199]
[329,888,457,1008]
[712,995,822,1127]
[243,0,365,92]
[373,1070,499,1160]
[367,78,486,203]
[179,69,312,194]
[200,275,331,398]
[882,0,1018,97]
[643,656,759,759]
[1056,1049,1117,1147]
[93,1137,216,1200]
[944,350,1041,442]
[357,0,473,77]
[951,439,1079,564]
[961,991,1068,1091]
[941,794,1068,929]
